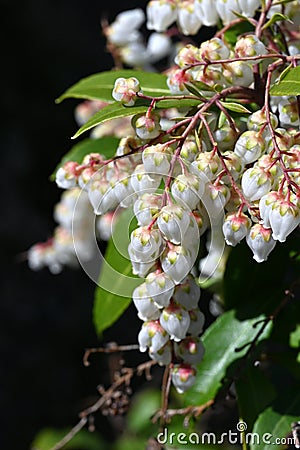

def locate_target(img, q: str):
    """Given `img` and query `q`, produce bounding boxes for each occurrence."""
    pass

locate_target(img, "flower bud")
[171,364,197,394]
[132,112,161,140]
[223,60,253,87]
[175,44,200,68]
[247,109,278,132]
[167,67,192,94]
[56,162,79,189]
[199,37,230,61]
[88,178,118,215]
[222,212,251,246]
[235,34,267,63]
[246,224,276,262]
[202,182,230,218]
[175,336,205,364]
[160,303,190,341]
[259,191,280,227]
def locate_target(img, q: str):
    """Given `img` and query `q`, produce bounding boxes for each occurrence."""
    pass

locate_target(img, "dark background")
[2,1,148,448]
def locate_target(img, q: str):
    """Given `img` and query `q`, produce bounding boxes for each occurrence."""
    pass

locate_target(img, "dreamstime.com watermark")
[157,421,300,447]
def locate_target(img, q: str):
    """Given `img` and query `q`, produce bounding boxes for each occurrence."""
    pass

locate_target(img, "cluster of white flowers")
[28,0,300,394]
[28,188,95,274]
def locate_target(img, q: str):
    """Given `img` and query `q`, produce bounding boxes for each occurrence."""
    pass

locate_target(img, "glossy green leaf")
[31,427,104,450]
[72,102,149,139]
[262,12,291,30]
[183,310,272,406]
[56,69,171,103]
[251,388,300,450]
[270,66,300,96]
[72,98,200,139]
[219,101,251,114]
[51,136,119,179]
[93,208,140,335]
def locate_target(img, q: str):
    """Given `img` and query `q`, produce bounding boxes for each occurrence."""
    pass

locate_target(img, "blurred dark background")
[1,1,148,448]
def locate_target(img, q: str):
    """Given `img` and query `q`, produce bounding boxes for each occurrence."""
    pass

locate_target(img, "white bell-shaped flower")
[246,224,276,263]
[235,34,267,63]
[234,130,265,164]
[259,191,280,228]
[149,342,172,366]
[56,162,78,189]
[202,182,230,218]
[173,275,201,310]
[157,204,191,244]
[142,144,172,176]
[241,167,272,202]
[269,199,300,243]
[160,302,190,341]
[216,0,239,25]
[145,271,175,308]
[199,37,230,61]
[188,308,205,335]
[222,212,252,246]
[88,178,118,215]
[223,61,253,87]
[133,193,163,226]
[132,283,161,321]
[177,0,202,35]
[171,364,197,394]
[130,226,164,263]
[191,151,222,182]
[237,0,260,17]
[112,77,141,106]
[146,32,173,63]
[114,175,136,208]
[138,320,169,353]
[161,244,195,284]
[171,174,205,210]
[131,164,161,196]
[194,0,219,26]
[175,336,205,364]
[146,0,178,32]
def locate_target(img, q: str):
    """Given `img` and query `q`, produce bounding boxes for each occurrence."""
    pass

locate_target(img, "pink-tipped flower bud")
[246,223,276,262]
[175,336,205,364]
[171,363,197,393]
[222,212,252,246]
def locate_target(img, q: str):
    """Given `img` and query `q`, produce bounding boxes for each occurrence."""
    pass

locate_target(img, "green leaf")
[31,428,104,450]
[72,102,149,139]
[56,70,171,103]
[184,80,214,96]
[219,101,252,114]
[270,66,300,96]
[93,208,140,335]
[72,98,200,139]
[51,136,119,180]
[182,310,272,406]
[251,388,300,450]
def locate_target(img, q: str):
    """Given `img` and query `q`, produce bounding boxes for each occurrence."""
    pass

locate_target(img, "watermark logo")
[157,421,299,447]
